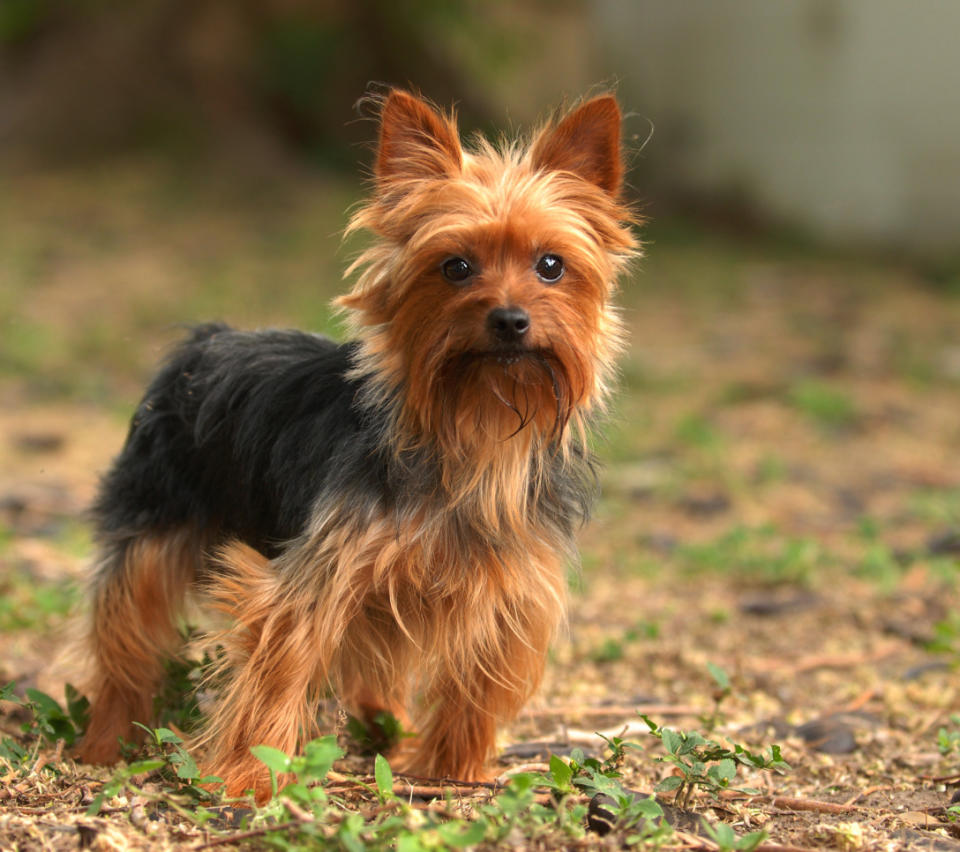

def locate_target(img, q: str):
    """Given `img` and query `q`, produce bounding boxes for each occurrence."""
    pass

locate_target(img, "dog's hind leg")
[77,530,199,764]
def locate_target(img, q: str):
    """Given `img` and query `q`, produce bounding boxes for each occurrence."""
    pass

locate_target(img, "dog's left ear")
[530,95,623,196]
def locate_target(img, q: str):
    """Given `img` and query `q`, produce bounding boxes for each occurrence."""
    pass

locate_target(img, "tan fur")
[78,531,200,764]
[200,506,566,799]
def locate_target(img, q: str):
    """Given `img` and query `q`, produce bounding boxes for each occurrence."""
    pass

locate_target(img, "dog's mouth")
[469,346,542,367]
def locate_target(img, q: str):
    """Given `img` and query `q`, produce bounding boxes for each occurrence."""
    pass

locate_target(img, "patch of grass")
[787,380,858,430]
[925,613,960,655]
[908,488,960,526]
[587,620,660,664]
[0,570,79,632]
[675,524,824,585]
[674,412,723,450]
[753,454,789,486]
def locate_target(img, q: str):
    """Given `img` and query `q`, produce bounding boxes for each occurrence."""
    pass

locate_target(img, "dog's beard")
[439,349,574,440]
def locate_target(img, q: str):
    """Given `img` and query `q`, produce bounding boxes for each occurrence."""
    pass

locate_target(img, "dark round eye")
[441,256,473,284]
[535,254,564,283]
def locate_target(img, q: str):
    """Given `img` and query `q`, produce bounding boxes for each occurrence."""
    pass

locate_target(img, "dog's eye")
[441,257,473,284]
[535,254,564,283]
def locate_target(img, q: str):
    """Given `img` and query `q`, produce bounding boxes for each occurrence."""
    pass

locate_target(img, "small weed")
[590,637,625,663]
[677,524,823,585]
[0,682,88,750]
[787,381,858,429]
[641,714,789,810]
[936,713,960,756]
[153,645,213,734]
[702,819,769,852]
[908,488,960,526]
[753,454,788,486]
[345,710,410,755]
[0,569,79,632]
[0,682,88,774]
[87,724,222,816]
[702,663,733,731]
[588,620,660,664]
[674,413,723,450]
[925,614,960,654]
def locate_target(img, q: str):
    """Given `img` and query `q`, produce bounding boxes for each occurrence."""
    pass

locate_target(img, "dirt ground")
[1,164,959,849]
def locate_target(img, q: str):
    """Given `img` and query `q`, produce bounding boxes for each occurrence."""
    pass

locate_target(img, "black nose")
[487,306,530,344]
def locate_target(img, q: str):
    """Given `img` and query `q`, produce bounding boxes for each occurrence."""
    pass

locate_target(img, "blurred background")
[1,0,959,636]
[2,0,959,396]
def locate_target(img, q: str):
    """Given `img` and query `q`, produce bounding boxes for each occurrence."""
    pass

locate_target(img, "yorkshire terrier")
[77,89,638,800]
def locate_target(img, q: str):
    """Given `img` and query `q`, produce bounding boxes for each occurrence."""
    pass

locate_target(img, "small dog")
[77,89,638,800]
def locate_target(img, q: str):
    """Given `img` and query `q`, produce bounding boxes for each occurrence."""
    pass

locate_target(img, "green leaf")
[549,753,574,791]
[64,684,90,730]
[250,744,291,774]
[737,830,770,851]
[707,662,731,691]
[374,753,394,800]
[437,819,488,846]
[126,758,166,775]
[299,735,343,782]
[173,747,199,780]
[705,821,736,847]
[25,688,63,717]
[639,714,660,733]
[154,727,183,744]
[661,728,683,755]
[654,775,683,792]
[631,795,665,819]
[711,758,736,784]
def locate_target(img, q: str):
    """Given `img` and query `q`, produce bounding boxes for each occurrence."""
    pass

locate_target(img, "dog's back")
[94,324,369,555]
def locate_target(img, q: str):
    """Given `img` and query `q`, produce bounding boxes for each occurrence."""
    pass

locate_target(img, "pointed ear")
[376,90,462,183]
[530,95,623,196]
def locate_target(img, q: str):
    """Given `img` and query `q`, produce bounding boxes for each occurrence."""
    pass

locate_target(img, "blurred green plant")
[787,381,858,429]
[0,570,79,632]
[676,524,823,585]
[937,713,960,756]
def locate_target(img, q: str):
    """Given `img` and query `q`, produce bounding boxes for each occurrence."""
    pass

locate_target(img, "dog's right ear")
[376,90,462,183]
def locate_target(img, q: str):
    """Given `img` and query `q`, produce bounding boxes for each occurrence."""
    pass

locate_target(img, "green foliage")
[0,682,88,750]
[0,683,88,777]
[702,662,733,731]
[153,645,213,735]
[677,524,823,585]
[787,381,858,429]
[0,569,79,631]
[702,819,769,852]
[925,613,960,654]
[641,715,790,810]
[588,620,660,664]
[345,710,409,755]
[674,413,723,449]
[937,713,960,756]
[87,724,222,816]
[239,733,671,850]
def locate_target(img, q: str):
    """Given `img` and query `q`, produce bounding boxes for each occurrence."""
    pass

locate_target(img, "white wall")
[596,0,960,252]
